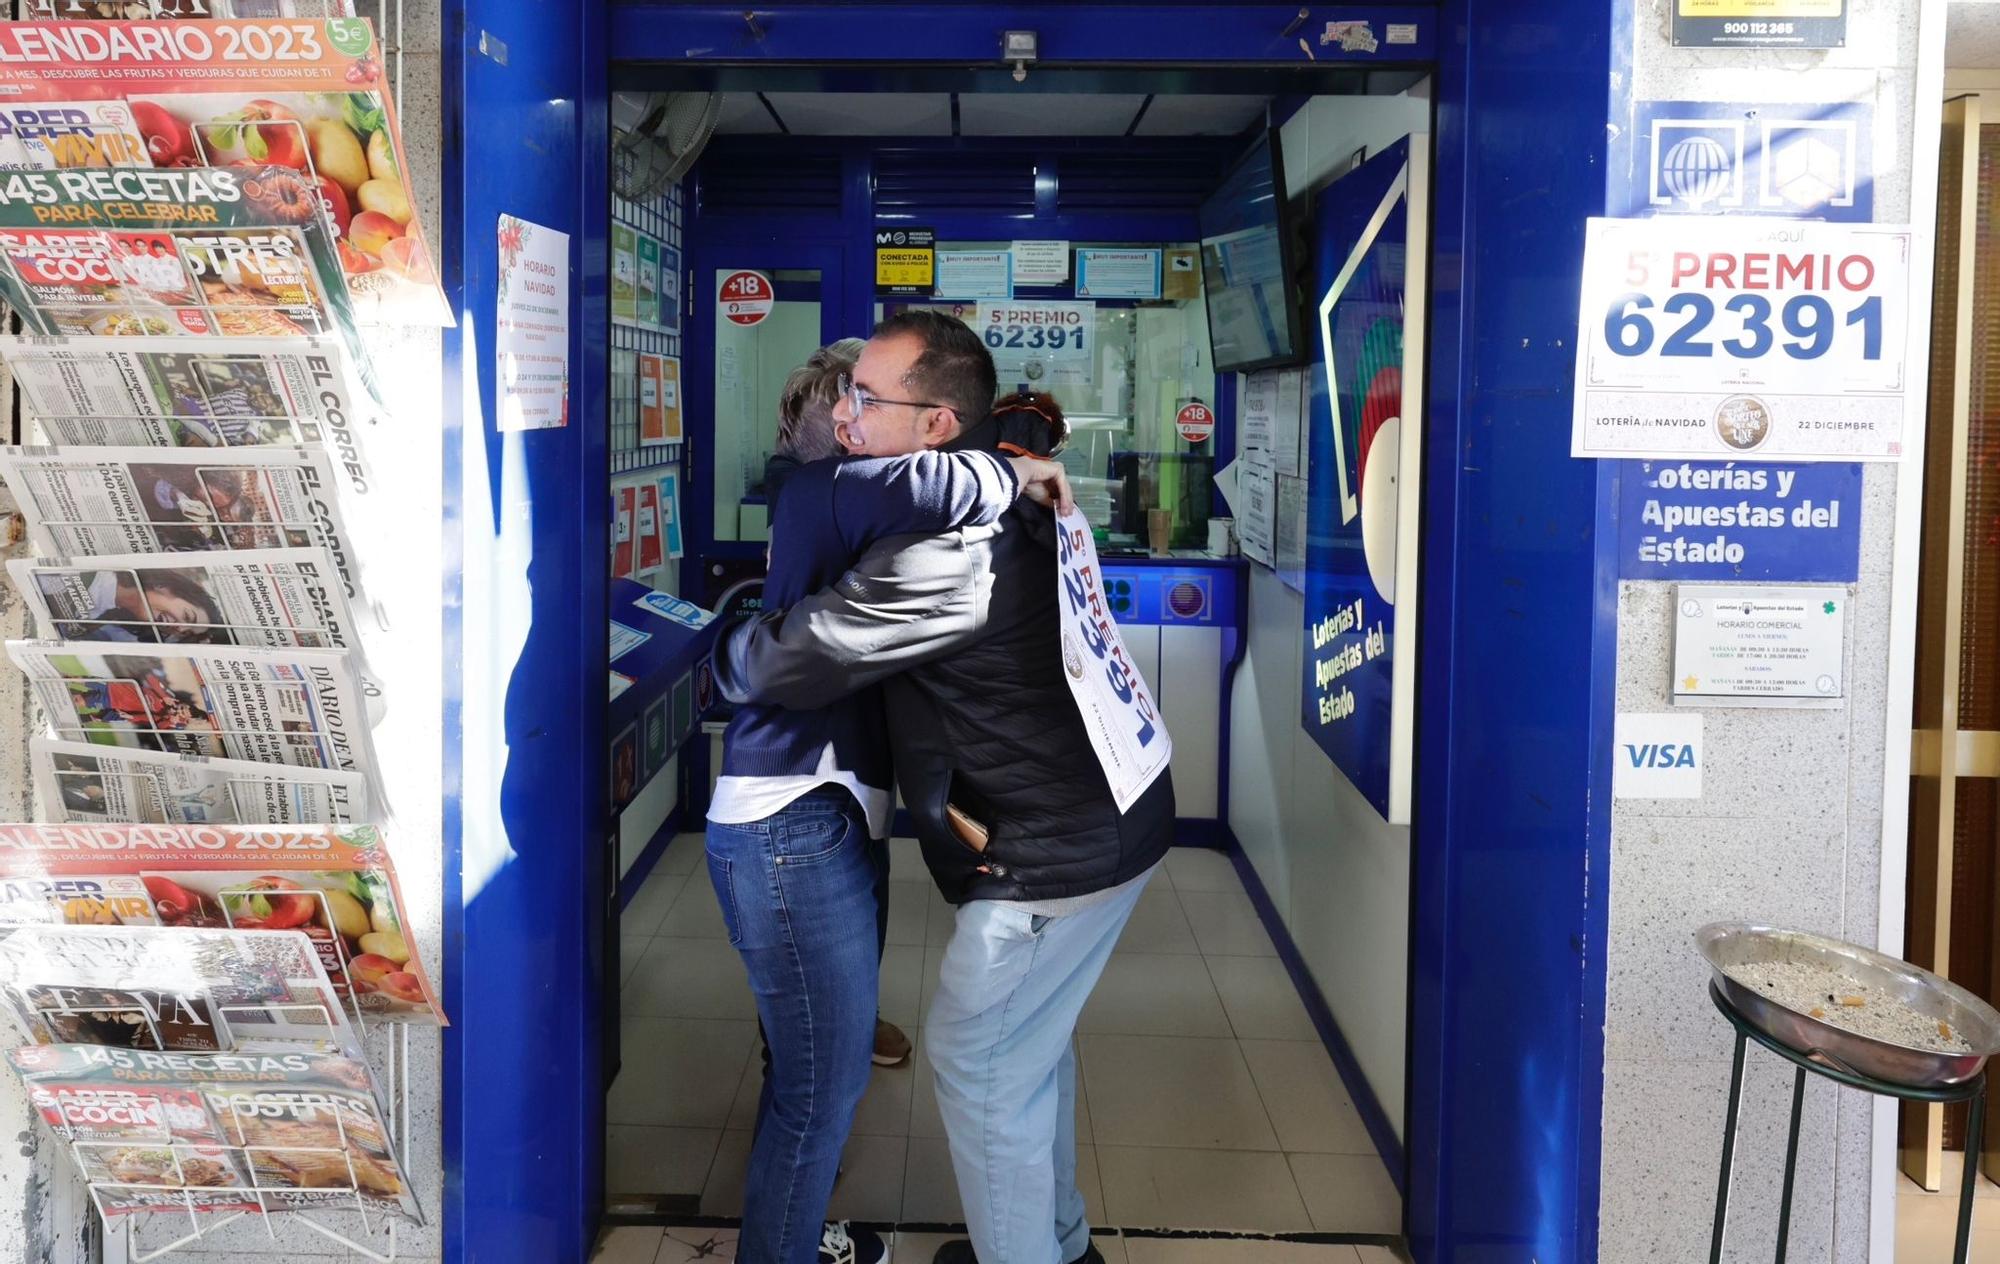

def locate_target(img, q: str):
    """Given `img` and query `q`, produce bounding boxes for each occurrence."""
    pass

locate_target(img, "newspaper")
[6,640,378,808]
[0,823,442,1024]
[6,548,381,696]
[0,19,447,328]
[0,926,362,1062]
[32,737,370,827]
[10,1042,422,1224]
[0,446,366,604]
[0,336,370,500]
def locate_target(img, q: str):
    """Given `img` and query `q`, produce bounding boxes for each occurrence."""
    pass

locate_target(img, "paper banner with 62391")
[1054,509,1171,813]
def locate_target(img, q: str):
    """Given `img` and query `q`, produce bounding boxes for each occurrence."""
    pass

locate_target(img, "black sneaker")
[818,1222,886,1264]
[932,1240,1104,1264]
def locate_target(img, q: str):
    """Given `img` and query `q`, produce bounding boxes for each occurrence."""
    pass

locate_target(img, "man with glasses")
[715,309,1176,1264]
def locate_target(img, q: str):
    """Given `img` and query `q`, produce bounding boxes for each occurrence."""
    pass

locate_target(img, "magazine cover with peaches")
[0,824,443,1025]
[0,17,445,327]
[10,1042,423,1224]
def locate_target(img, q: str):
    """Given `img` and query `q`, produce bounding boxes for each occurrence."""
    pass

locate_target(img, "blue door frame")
[441,0,612,1260]
[439,4,1617,1261]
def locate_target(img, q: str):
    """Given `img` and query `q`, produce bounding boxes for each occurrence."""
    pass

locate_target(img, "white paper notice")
[1241,370,1279,455]
[1238,460,1276,567]
[1273,368,1305,477]
[935,250,1013,299]
[1011,240,1071,285]
[1055,508,1172,812]
[1275,473,1308,593]
[497,214,571,431]
[1672,585,1845,707]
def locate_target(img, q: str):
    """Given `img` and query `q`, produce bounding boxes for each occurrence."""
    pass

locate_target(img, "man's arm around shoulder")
[712,527,993,710]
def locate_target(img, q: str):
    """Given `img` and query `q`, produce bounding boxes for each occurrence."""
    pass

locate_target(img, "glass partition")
[712,266,824,543]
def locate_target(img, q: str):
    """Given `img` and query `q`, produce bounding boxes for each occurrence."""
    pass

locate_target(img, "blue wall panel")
[1410,0,1615,1260]
[442,0,611,1260]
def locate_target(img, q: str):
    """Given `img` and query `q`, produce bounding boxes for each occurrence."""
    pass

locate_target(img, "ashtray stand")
[1708,983,1986,1263]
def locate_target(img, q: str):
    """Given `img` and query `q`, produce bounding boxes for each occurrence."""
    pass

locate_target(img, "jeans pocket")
[773,807,852,865]
[706,852,743,947]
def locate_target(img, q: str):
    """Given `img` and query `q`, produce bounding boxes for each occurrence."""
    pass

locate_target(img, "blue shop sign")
[1618,460,1862,582]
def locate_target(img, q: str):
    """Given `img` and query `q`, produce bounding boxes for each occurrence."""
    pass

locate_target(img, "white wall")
[1225,89,1429,1138]
[1595,5,1933,1262]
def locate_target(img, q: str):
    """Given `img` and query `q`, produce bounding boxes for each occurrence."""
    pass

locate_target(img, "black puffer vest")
[888,417,1176,904]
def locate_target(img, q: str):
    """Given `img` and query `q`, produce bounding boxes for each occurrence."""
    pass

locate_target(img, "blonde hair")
[776,338,866,462]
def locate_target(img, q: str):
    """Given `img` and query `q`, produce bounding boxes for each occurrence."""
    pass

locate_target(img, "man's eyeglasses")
[839,374,941,417]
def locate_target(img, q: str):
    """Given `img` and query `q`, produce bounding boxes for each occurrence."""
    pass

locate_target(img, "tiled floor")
[596,1226,1409,1263]
[596,1226,1408,1263]
[607,835,1401,1239]
[1897,1157,2000,1259]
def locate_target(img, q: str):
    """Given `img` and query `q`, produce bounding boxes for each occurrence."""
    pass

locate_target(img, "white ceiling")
[958,93,1146,136]
[757,92,955,136]
[1133,94,1273,136]
[711,91,1271,138]
[1948,2,2000,68]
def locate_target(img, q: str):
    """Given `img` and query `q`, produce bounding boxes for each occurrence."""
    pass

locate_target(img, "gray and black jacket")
[711,416,1176,904]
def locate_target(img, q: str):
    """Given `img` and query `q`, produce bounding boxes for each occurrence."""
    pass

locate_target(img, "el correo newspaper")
[0,336,371,500]
[0,446,367,603]
[32,736,370,826]
[0,823,442,1025]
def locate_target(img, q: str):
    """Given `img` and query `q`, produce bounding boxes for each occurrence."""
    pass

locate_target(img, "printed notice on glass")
[1672,584,1845,707]
[1572,217,1910,462]
[1237,459,1277,567]
[934,250,1013,300]
[1075,249,1163,300]
[1011,241,1070,285]
[496,214,570,431]
[1054,508,1172,812]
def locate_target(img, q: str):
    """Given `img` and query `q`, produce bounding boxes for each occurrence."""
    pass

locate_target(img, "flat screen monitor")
[1198,128,1305,373]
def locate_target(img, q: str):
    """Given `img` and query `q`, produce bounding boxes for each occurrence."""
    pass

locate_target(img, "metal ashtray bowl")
[1696,922,2000,1087]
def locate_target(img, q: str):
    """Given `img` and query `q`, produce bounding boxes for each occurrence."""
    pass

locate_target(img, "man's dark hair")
[872,309,997,431]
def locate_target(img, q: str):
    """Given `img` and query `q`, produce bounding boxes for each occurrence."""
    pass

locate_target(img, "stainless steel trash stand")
[1708,983,1987,1264]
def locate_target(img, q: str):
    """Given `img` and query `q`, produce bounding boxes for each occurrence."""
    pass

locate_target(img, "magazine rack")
[56,1015,420,1264]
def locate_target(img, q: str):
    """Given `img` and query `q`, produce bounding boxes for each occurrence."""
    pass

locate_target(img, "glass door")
[708,259,840,546]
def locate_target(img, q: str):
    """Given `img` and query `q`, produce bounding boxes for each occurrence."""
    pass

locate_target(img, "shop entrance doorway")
[599,63,1427,1251]
[440,5,1623,1262]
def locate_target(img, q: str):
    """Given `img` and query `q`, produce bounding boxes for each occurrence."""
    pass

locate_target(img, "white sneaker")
[818,1221,886,1264]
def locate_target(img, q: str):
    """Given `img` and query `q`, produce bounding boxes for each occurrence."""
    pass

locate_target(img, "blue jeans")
[925,872,1153,1264]
[706,788,884,1264]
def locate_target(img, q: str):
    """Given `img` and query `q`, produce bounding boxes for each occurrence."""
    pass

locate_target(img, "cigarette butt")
[1810,1008,1826,1019]
[1941,1021,1954,1041]
[1840,996,1867,1007]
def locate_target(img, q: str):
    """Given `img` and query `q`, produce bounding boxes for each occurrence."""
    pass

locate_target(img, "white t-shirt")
[707,741,894,841]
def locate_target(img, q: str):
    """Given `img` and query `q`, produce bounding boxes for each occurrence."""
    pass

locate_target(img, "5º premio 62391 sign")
[1571,217,1910,463]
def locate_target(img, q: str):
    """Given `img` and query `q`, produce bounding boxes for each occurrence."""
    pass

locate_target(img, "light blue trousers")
[923,872,1153,1264]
